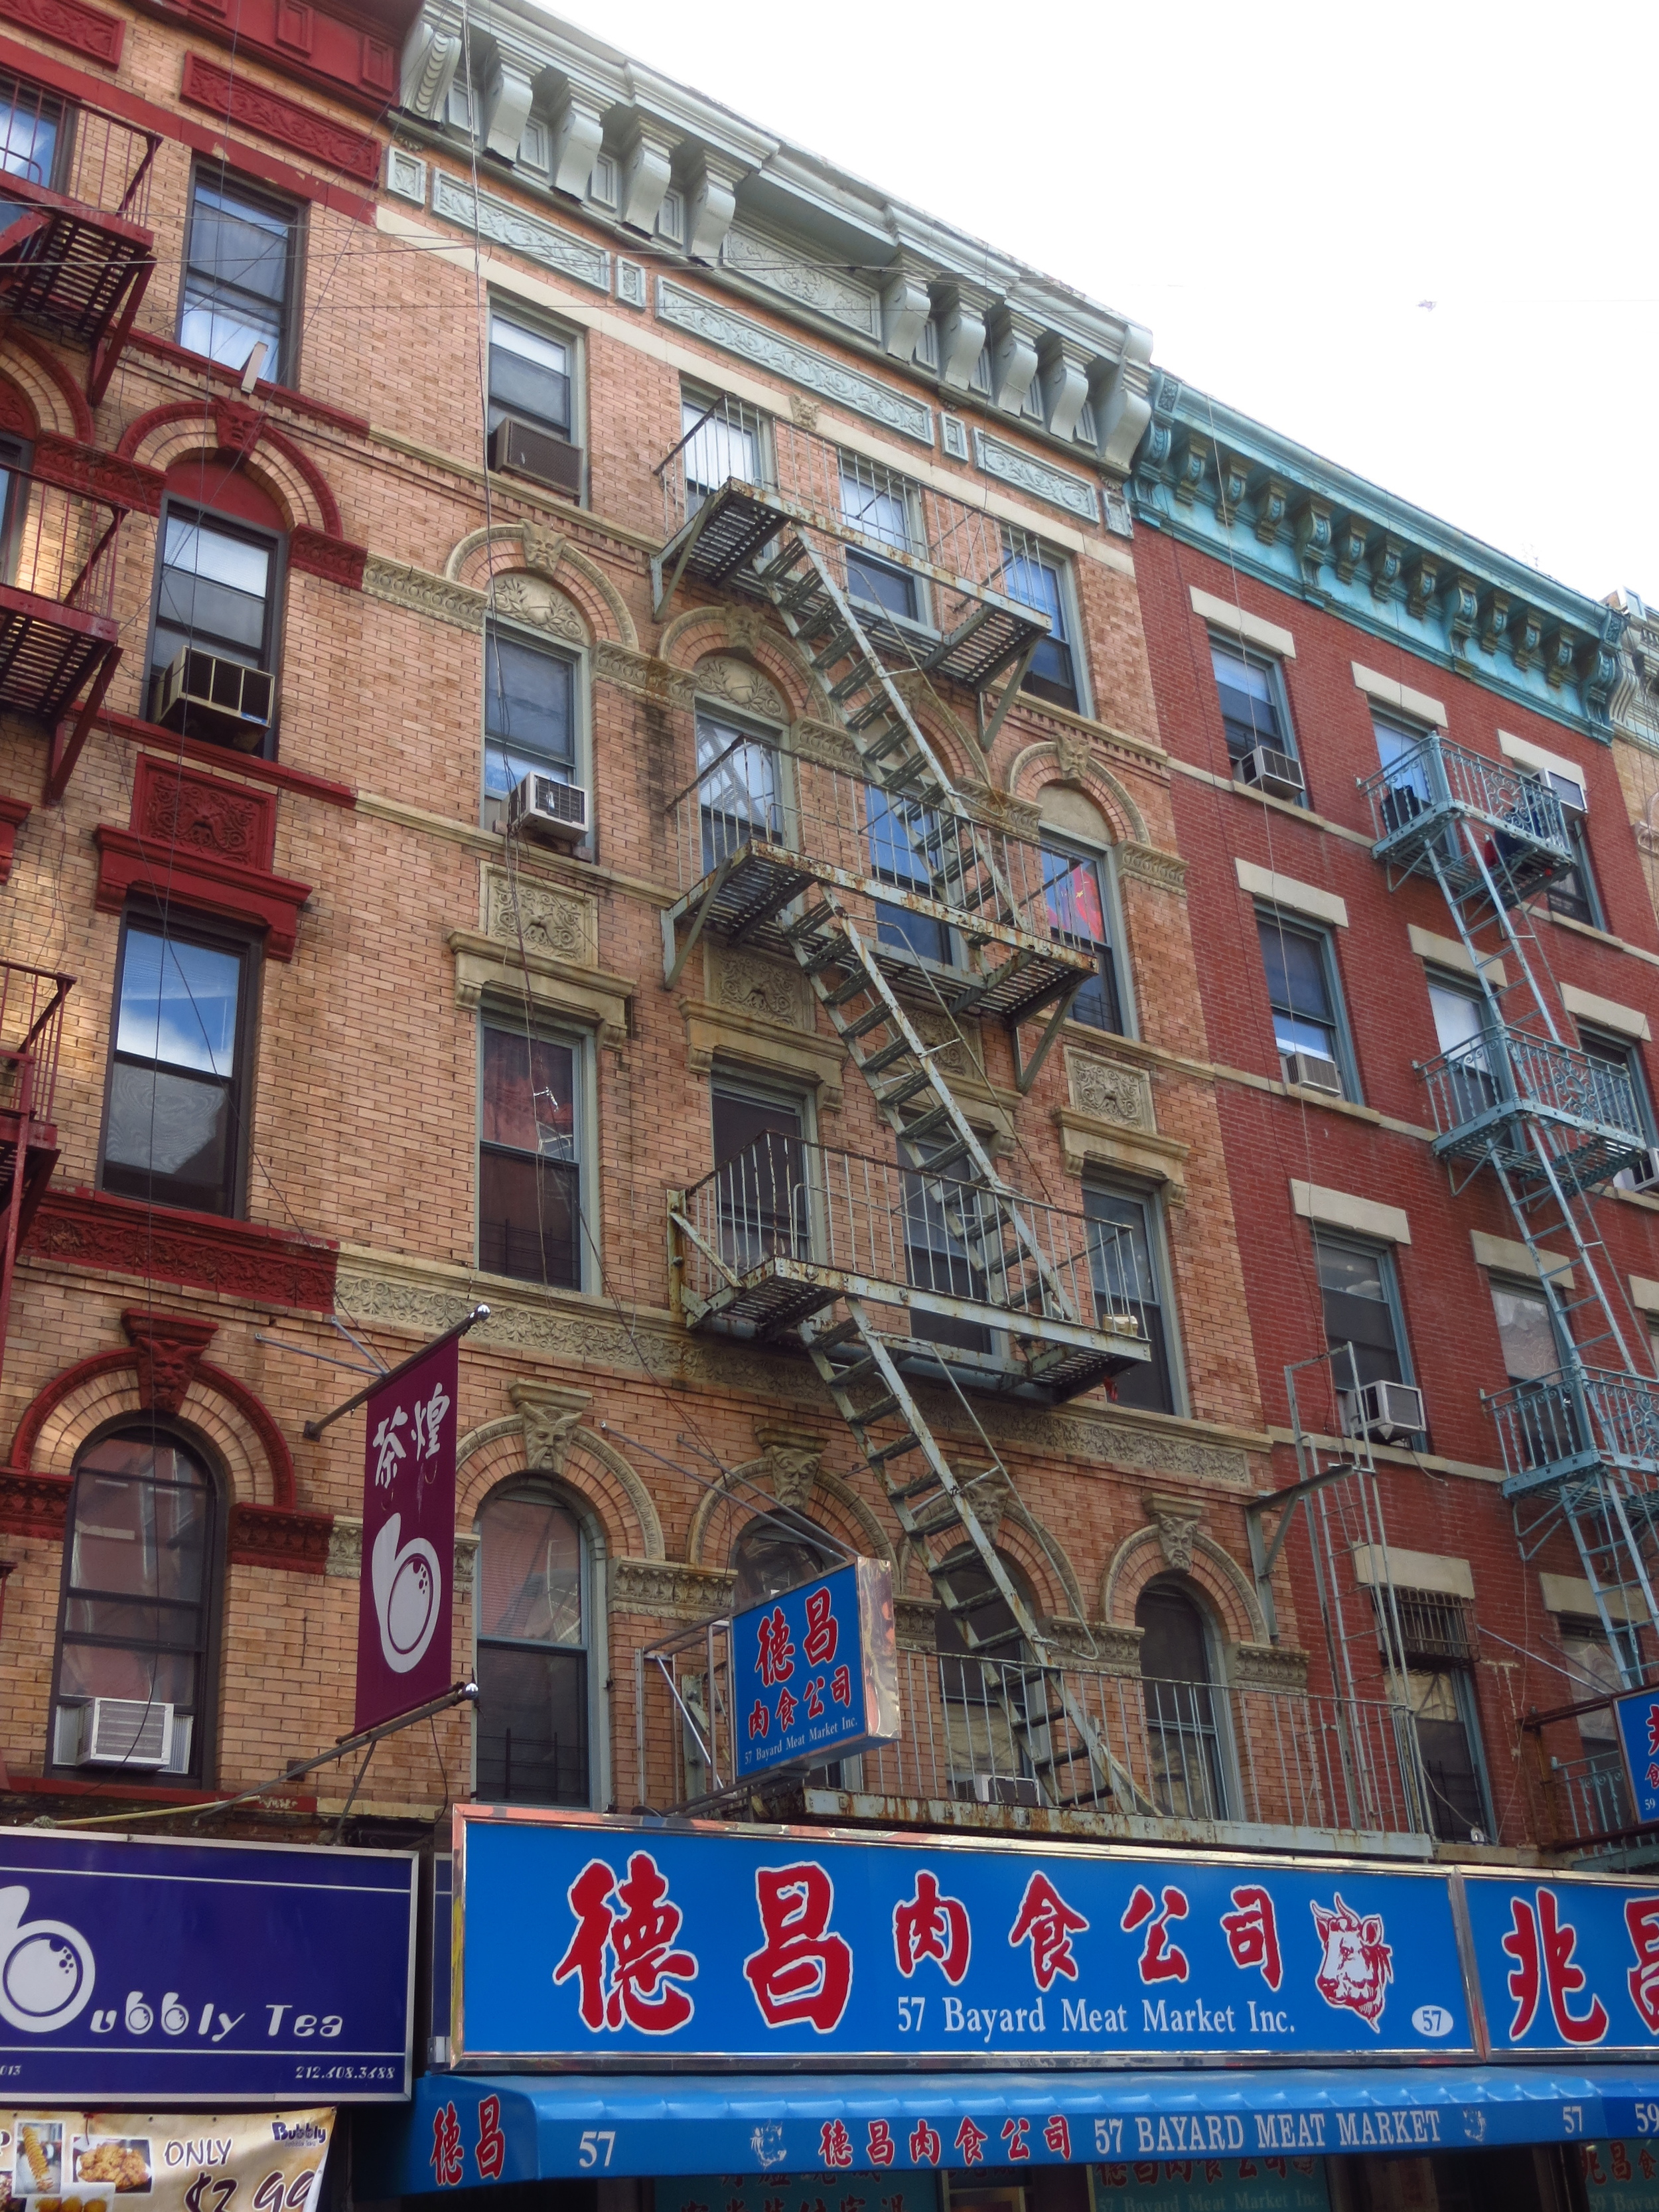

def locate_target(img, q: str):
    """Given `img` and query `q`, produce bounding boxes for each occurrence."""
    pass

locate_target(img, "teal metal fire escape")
[1360,733,1659,1675]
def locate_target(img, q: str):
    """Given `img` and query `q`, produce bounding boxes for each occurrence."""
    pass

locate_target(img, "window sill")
[3,1773,238,1807]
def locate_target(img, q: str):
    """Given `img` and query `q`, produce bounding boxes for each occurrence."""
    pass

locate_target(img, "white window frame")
[487,293,585,455]
[480,618,590,837]
[475,1015,597,1293]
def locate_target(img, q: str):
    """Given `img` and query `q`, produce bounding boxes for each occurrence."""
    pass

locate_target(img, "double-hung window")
[680,389,766,507]
[868,788,952,964]
[1001,537,1081,713]
[101,915,253,1218]
[478,1023,581,1288]
[488,311,571,440]
[149,507,277,741]
[0,69,61,190]
[711,1080,809,1274]
[179,173,297,384]
[839,453,923,625]
[484,623,576,817]
[1210,635,1297,788]
[1384,1590,1492,1843]
[475,1481,590,1805]
[1489,1275,1557,1384]
[901,1139,993,1357]
[1426,974,1500,1125]
[1577,1024,1655,1184]
[1086,1183,1176,1413]
[1507,760,1602,928]
[1256,909,1355,1097]
[1041,841,1124,1033]
[696,709,780,876]
[1316,1234,1414,1400]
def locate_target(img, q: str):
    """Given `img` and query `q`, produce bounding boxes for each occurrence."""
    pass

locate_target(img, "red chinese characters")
[430,2102,463,2188]
[954,2119,988,2166]
[818,2122,854,2169]
[748,1702,769,1740]
[757,1606,796,1687]
[743,1862,853,2031]
[894,1870,972,1985]
[474,2095,506,2183]
[1501,1887,1609,2044]
[553,1852,698,2034]
[1009,1870,1089,1991]
[908,2122,942,2167]
[1648,1706,1659,1758]
[1626,1896,1659,2033]
[804,1585,839,1666]
[865,2122,895,2168]
[831,1664,852,1706]
[1310,1893,1393,2029]
[1220,1884,1283,1991]
[1121,1884,1190,1983]
[1043,2117,1071,2160]
[1000,2118,1030,2162]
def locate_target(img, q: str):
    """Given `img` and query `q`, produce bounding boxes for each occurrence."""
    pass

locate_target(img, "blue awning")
[356,2066,1659,2191]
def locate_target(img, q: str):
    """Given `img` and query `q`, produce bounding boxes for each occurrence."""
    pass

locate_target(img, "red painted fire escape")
[0,962,70,1382]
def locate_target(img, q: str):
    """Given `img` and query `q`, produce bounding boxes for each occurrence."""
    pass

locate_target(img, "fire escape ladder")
[1362,735,1659,1684]
[805,1297,1158,1814]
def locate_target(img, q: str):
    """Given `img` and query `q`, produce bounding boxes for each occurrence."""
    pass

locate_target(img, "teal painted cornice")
[1131,373,1623,742]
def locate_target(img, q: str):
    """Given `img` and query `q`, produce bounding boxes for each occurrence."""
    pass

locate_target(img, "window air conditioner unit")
[1236,744,1305,803]
[1628,1147,1659,1195]
[488,415,583,498]
[1284,1049,1342,1096]
[508,771,589,848]
[154,648,272,751]
[59,1697,190,1771]
[1342,1378,1426,1444]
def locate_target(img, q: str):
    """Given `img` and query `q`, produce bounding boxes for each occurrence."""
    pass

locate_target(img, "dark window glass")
[711,1083,806,1271]
[1317,1237,1407,1394]
[1003,542,1079,712]
[1041,844,1122,1033]
[179,176,295,383]
[1086,1186,1173,1413]
[1257,912,1344,1079]
[474,1483,587,1804]
[488,315,571,437]
[0,72,60,190]
[102,921,248,1217]
[902,1140,993,1356]
[1136,1580,1226,1820]
[1406,1660,1488,1842]
[867,787,951,963]
[1578,1028,1655,1180]
[479,1027,579,1287]
[52,1430,216,1781]
[149,509,273,713]
[730,1512,840,1611]
[1210,637,1286,761]
[697,712,779,874]
[484,625,575,801]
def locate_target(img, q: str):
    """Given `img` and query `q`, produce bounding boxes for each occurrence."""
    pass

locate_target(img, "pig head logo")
[1311,1893,1393,2029]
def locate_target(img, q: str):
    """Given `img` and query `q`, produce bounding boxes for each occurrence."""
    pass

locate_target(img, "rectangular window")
[901,1140,993,1357]
[0,69,61,191]
[1041,842,1123,1033]
[1384,1591,1490,1843]
[149,508,275,713]
[488,311,571,438]
[179,173,297,384]
[1317,1234,1411,1397]
[1549,808,1601,927]
[1086,1185,1176,1413]
[697,709,780,875]
[1577,1024,1654,1187]
[101,917,252,1217]
[1256,909,1355,1096]
[839,453,922,625]
[1210,635,1294,769]
[1001,538,1080,713]
[867,787,952,964]
[1426,974,1500,1123]
[1489,1276,1557,1383]
[478,1024,581,1287]
[1555,1615,1636,1747]
[711,1080,808,1272]
[680,390,766,504]
[484,623,575,808]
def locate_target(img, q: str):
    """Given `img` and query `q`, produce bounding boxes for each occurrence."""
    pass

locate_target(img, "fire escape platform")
[1492,1366,1659,1497]
[0,583,119,725]
[1361,735,1575,909]
[664,837,1094,1023]
[657,479,1046,692]
[0,187,153,389]
[0,1109,57,1244]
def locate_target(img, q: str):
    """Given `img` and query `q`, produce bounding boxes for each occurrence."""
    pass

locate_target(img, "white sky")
[540,0,1658,609]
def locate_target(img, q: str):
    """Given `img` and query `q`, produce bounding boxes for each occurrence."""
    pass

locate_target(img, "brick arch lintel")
[1,331,92,442]
[658,605,825,719]
[687,1457,894,1572]
[1007,739,1147,846]
[115,402,346,539]
[445,524,638,650]
[1100,1522,1267,1646]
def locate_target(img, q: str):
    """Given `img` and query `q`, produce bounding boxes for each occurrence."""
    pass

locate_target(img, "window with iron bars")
[1374,1587,1473,1666]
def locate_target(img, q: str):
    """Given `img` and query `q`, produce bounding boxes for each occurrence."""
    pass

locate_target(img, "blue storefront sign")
[1617,1690,1659,1829]
[733,1560,899,1782]
[0,1828,417,2100]
[449,1808,1474,2066]
[1465,1874,1659,2058]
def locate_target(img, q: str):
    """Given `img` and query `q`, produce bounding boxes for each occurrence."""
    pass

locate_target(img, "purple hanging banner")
[355,1333,459,1732]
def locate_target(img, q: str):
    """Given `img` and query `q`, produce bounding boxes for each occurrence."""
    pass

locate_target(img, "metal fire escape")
[656,402,1157,1810]
[0,964,70,1384]
[1360,733,1659,1678]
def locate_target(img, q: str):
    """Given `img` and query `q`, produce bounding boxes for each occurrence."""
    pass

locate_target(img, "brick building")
[0,0,1649,2203]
